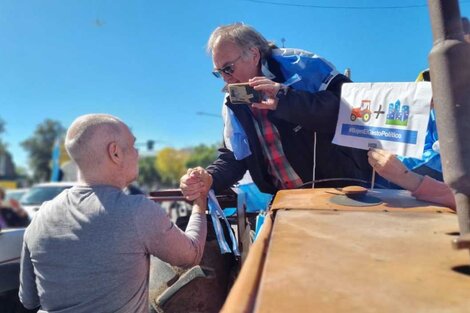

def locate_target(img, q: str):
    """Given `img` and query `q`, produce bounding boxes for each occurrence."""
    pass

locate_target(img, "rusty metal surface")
[221,213,275,313]
[254,210,468,313]
[271,188,454,213]
[222,189,469,313]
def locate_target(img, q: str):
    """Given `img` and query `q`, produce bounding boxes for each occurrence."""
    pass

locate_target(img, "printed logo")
[350,99,407,126]
[386,99,409,126]
[350,100,372,123]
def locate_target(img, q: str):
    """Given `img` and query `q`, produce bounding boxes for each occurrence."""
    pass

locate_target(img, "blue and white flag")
[207,190,240,256]
[223,48,340,160]
[50,138,61,182]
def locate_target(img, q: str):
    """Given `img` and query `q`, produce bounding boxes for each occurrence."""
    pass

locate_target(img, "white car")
[20,182,145,219]
[20,182,76,219]
[0,227,26,306]
[4,188,29,202]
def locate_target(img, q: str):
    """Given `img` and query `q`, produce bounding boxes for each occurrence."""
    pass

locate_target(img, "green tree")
[138,155,161,191]
[14,166,33,186]
[155,147,189,187]
[0,117,17,179]
[0,117,6,154]
[21,119,65,182]
[186,143,219,169]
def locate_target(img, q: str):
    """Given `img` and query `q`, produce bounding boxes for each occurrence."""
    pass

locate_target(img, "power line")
[196,111,222,118]
[239,0,470,10]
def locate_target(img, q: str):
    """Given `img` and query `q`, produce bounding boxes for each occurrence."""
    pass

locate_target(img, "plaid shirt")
[251,108,303,189]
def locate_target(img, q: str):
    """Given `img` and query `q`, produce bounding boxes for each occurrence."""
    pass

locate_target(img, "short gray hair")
[65,114,124,170]
[207,23,272,59]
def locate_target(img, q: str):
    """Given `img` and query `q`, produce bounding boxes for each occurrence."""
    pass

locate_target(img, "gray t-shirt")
[19,185,206,313]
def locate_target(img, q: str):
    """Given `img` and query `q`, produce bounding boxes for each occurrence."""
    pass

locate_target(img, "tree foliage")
[0,117,17,179]
[155,147,189,187]
[0,117,6,154]
[138,155,161,191]
[21,119,65,182]
[150,144,218,189]
[185,143,218,169]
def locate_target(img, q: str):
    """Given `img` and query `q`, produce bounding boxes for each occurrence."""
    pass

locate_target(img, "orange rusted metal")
[222,188,468,313]
[271,188,454,213]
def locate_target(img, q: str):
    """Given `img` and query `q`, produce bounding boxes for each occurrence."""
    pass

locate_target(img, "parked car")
[0,226,28,312]
[20,182,76,219]
[4,188,29,203]
[20,182,146,219]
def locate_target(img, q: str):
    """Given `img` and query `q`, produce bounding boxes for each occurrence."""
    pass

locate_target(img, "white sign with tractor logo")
[332,82,432,158]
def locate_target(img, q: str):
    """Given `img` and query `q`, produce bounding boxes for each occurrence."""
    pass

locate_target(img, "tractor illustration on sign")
[350,100,372,122]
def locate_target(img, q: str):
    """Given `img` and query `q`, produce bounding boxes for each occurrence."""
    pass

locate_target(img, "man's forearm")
[392,170,424,192]
[192,197,207,214]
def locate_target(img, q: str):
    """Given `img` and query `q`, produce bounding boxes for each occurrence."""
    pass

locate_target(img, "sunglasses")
[212,55,242,78]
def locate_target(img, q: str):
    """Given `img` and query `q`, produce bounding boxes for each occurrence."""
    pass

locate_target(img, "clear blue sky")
[1,0,469,169]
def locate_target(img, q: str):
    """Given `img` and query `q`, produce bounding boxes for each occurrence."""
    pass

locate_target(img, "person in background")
[0,187,29,228]
[395,70,442,181]
[19,114,208,313]
[368,148,455,209]
[396,16,470,182]
[181,23,371,201]
[370,16,470,207]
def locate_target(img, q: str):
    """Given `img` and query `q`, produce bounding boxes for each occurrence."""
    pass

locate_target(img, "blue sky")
[1,0,469,169]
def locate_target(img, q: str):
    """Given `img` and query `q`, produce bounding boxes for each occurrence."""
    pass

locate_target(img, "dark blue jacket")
[207,55,372,194]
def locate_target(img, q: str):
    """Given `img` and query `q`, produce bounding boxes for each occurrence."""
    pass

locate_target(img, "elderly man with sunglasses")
[181,23,371,201]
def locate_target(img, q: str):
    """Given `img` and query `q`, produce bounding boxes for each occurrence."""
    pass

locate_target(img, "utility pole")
[428,1,470,244]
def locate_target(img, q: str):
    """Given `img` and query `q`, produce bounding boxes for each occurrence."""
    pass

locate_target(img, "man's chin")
[127,174,138,186]
[131,175,138,184]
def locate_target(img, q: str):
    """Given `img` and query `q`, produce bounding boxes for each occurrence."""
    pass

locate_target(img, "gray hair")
[207,23,272,59]
[65,114,125,171]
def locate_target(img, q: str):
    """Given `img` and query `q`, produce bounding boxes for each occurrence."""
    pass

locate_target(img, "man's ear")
[108,142,120,164]
[249,47,261,64]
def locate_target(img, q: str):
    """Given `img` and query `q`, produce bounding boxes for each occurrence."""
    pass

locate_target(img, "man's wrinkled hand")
[367,148,423,192]
[367,148,406,178]
[249,76,281,110]
[180,167,213,201]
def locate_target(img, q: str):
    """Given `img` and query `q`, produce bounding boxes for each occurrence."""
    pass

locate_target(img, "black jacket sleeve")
[273,74,351,133]
[206,147,248,193]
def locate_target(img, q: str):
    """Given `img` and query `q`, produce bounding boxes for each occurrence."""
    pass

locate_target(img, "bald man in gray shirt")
[19,114,208,313]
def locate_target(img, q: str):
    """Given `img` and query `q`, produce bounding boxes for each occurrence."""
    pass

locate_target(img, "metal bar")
[149,188,238,207]
[428,0,470,235]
